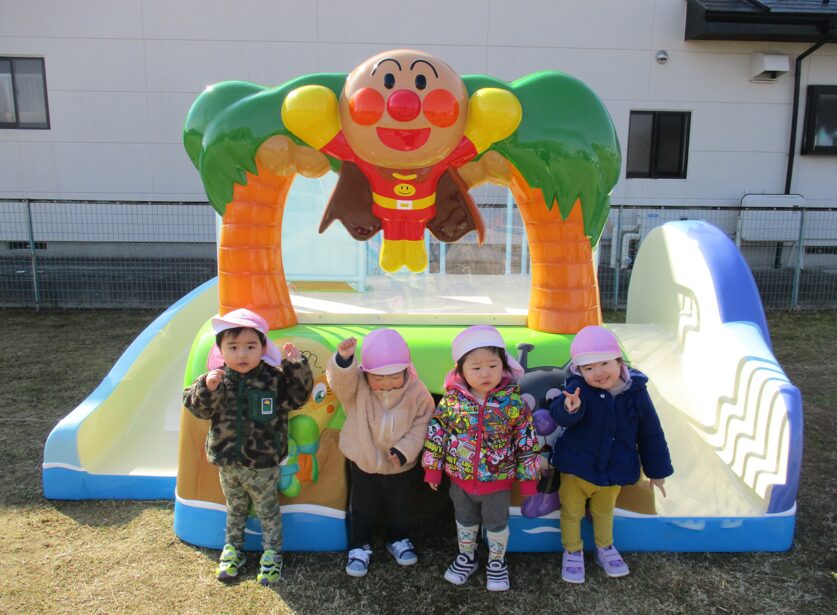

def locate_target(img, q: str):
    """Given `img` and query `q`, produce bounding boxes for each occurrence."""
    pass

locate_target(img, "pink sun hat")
[206,308,284,370]
[451,325,524,379]
[569,325,623,372]
[360,328,413,375]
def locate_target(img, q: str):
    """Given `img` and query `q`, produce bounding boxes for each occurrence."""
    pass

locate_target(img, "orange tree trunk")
[218,162,296,329]
[177,164,295,504]
[509,168,602,334]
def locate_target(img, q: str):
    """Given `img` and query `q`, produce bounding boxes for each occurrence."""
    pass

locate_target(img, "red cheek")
[349,87,385,126]
[422,89,459,128]
[326,404,335,414]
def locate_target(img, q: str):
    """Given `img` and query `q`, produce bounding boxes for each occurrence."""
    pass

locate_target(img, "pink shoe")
[595,545,630,577]
[561,549,585,584]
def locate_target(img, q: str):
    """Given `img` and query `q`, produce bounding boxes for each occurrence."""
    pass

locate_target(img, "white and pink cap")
[206,308,284,369]
[360,328,412,375]
[569,325,623,372]
[451,325,524,379]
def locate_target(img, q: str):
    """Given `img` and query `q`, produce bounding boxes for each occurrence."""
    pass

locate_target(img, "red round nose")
[386,89,422,122]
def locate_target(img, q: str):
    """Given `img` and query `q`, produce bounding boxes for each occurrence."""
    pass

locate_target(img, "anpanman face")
[340,49,469,169]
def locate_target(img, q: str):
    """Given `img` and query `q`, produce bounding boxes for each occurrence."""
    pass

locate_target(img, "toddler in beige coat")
[327,328,435,577]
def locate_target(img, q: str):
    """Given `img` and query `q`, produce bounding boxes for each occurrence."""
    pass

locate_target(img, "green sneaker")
[257,549,283,585]
[216,544,246,581]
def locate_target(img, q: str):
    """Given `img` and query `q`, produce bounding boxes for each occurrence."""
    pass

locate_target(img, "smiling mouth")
[376,127,430,151]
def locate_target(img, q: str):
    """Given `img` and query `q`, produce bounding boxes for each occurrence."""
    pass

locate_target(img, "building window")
[0,57,50,129]
[801,85,837,155]
[626,111,690,178]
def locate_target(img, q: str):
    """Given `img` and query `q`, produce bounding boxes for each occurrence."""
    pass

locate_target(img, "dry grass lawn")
[1,310,834,614]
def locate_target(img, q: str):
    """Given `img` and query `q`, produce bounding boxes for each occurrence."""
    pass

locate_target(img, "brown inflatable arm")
[318,161,381,240]
[427,168,485,244]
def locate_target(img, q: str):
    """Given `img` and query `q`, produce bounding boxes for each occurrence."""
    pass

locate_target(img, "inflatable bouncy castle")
[44,49,802,553]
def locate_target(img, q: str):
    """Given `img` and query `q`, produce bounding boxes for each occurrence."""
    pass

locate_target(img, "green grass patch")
[1,309,834,614]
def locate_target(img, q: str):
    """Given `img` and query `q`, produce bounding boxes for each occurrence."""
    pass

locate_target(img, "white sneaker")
[486,558,510,591]
[345,545,372,577]
[595,545,630,578]
[386,538,418,566]
[443,552,478,585]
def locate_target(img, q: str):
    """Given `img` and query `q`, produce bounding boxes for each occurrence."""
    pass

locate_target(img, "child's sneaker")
[443,552,478,585]
[486,558,510,591]
[561,549,585,584]
[386,538,418,566]
[595,545,630,577]
[256,549,282,585]
[216,544,246,581]
[345,545,372,577]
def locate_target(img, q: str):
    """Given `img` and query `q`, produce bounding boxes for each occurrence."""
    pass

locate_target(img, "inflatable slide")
[44,49,800,553]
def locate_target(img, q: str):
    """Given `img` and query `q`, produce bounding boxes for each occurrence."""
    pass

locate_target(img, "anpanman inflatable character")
[281,49,522,272]
[184,48,620,333]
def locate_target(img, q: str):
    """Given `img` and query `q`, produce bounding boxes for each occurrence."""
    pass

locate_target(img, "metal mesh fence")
[0,199,217,308]
[1,197,835,310]
[596,205,837,309]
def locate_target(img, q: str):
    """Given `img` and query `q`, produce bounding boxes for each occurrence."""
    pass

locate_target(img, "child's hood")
[370,370,422,408]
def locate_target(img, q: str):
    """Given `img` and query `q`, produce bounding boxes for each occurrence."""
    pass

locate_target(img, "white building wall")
[0,0,835,205]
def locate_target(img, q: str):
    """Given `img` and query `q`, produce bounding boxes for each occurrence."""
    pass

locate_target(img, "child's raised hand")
[283,342,301,361]
[564,387,581,413]
[337,337,357,359]
[648,478,667,498]
[205,369,224,392]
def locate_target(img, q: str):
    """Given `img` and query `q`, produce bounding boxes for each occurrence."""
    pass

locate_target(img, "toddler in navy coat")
[545,325,673,583]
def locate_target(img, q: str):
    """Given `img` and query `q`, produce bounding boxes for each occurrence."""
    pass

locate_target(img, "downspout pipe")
[785,37,831,194]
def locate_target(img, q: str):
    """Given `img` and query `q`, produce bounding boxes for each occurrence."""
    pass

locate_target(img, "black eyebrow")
[371,58,402,75]
[410,59,438,78]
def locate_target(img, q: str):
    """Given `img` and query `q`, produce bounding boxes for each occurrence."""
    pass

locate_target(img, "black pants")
[348,461,414,549]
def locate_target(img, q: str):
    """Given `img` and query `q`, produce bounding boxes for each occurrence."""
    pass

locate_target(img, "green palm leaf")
[463,72,620,245]
[183,74,346,214]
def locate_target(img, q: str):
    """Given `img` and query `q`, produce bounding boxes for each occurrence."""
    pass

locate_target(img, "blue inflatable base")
[508,511,795,552]
[43,467,175,500]
[44,467,794,552]
[174,499,349,552]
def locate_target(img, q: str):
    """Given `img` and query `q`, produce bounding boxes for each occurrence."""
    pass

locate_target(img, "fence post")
[790,207,805,308]
[517,192,528,274]
[357,233,367,292]
[505,190,514,275]
[613,206,622,309]
[25,199,41,308]
[424,230,431,279]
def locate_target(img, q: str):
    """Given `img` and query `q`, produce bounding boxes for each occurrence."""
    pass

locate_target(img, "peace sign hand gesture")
[563,387,582,414]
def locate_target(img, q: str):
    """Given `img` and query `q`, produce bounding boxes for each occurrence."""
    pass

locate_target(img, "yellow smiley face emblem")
[394,183,416,197]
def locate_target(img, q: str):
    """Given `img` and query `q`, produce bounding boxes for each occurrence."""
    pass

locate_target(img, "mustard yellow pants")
[558,473,621,552]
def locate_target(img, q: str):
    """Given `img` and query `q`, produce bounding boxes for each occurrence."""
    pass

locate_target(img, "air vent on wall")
[751,52,790,82]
